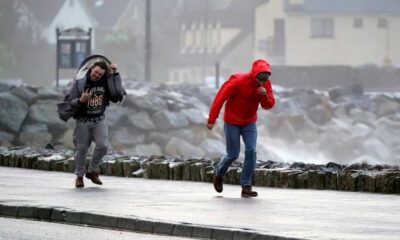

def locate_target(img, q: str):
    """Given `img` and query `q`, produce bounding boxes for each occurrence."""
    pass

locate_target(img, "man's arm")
[207,76,237,127]
[259,80,275,110]
[107,63,126,103]
[66,80,83,107]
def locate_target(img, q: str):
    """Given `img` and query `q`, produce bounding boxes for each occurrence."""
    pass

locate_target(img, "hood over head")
[250,59,271,80]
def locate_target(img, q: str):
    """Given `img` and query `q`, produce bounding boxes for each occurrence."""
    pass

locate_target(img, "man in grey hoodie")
[65,61,121,188]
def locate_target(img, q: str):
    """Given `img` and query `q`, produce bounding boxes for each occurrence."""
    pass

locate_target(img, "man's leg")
[240,122,258,197]
[73,120,91,187]
[86,120,108,185]
[215,123,241,177]
[213,123,241,193]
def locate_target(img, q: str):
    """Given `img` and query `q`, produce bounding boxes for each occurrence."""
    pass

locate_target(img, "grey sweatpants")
[73,119,108,177]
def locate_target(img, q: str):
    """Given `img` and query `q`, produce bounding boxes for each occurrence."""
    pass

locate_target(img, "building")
[167,0,264,85]
[255,0,400,67]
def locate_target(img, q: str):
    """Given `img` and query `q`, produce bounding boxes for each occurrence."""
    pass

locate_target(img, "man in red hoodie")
[207,59,275,197]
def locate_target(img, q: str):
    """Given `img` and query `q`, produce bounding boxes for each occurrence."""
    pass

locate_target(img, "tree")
[0,43,16,79]
[0,0,18,78]
[0,0,51,84]
[0,0,18,45]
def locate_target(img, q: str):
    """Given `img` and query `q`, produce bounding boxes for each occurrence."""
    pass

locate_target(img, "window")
[378,18,388,28]
[289,0,304,4]
[287,0,304,11]
[60,43,71,68]
[74,41,87,68]
[311,18,334,38]
[172,71,180,82]
[353,18,363,28]
[180,24,186,48]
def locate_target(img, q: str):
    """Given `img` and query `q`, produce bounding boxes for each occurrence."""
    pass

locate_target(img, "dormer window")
[287,0,304,10]
[353,18,363,28]
[311,18,334,38]
[378,18,388,28]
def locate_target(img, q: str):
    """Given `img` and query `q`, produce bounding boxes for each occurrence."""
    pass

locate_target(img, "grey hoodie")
[57,73,125,122]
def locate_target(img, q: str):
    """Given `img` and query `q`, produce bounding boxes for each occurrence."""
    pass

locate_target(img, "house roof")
[22,0,132,29]
[284,0,400,14]
[22,0,65,25]
[23,0,99,28]
[84,0,132,28]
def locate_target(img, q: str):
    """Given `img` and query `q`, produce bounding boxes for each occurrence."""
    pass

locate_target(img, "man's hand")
[79,89,91,104]
[110,63,118,74]
[258,86,267,96]
[207,123,215,130]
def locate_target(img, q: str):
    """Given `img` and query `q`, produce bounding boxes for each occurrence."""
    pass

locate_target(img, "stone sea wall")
[1,79,400,166]
[1,146,399,194]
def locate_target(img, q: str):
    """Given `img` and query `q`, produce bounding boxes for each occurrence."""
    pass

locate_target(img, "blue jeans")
[215,122,257,186]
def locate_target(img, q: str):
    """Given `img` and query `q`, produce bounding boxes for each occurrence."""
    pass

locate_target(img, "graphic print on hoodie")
[80,77,107,119]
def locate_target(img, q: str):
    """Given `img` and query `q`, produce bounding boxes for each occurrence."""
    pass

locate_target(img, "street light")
[145,0,152,81]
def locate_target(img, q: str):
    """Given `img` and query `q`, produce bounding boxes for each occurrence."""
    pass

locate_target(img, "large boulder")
[134,143,162,156]
[36,87,60,100]
[152,110,189,131]
[0,132,14,146]
[284,113,305,131]
[28,100,68,137]
[16,123,52,147]
[363,138,392,161]
[181,108,207,125]
[106,105,131,129]
[308,105,332,125]
[0,93,29,133]
[199,139,225,157]
[349,108,375,126]
[167,129,195,143]
[10,85,38,105]
[164,137,204,157]
[373,117,400,147]
[333,104,351,120]
[296,117,319,143]
[371,95,399,117]
[56,129,74,149]
[128,111,156,130]
[328,84,363,102]
[350,123,371,139]
[16,132,52,148]
[275,120,296,142]
[110,127,146,150]
[145,132,170,148]
[125,91,167,112]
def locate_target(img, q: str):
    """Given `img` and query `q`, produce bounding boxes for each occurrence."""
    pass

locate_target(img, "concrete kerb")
[0,203,305,240]
[0,204,19,217]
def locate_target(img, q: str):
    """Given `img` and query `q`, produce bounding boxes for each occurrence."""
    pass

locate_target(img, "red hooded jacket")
[208,59,275,125]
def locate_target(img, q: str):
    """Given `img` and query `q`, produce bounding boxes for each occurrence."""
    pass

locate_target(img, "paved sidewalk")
[0,167,399,240]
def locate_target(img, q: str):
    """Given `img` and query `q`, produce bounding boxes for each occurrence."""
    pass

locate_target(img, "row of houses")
[15,0,400,85]
[255,0,400,67]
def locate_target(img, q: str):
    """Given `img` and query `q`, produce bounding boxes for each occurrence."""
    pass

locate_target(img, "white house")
[255,0,400,67]
[45,0,97,45]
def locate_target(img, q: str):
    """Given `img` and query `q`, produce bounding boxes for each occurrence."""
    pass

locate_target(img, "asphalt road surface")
[1,167,399,240]
[0,217,194,240]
